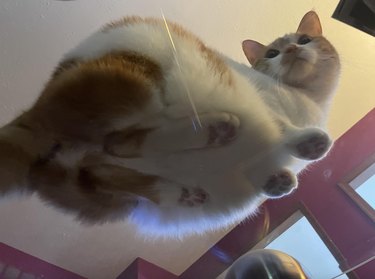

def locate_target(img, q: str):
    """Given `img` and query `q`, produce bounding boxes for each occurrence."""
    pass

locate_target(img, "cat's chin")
[282,60,314,85]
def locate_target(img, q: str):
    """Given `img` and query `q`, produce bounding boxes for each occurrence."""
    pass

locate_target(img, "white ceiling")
[0,1,374,278]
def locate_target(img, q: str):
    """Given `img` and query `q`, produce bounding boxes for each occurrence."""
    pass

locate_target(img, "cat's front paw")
[206,113,240,146]
[288,128,332,160]
[262,169,297,198]
[178,187,209,207]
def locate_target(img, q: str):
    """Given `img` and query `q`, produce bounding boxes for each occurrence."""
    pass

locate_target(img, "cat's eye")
[297,35,312,45]
[265,49,280,59]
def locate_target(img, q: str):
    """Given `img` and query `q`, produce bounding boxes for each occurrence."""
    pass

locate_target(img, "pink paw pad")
[179,187,209,207]
[262,170,297,198]
[296,132,331,160]
[207,121,237,146]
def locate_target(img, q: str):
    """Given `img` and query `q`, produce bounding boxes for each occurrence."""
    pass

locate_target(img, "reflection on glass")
[3,265,21,279]
[0,261,5,274]
[349,163,375,209]
[356,174,375,209]
[265,216,348,279]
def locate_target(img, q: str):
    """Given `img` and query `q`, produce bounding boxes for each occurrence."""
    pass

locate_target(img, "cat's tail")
[0,113,54,196]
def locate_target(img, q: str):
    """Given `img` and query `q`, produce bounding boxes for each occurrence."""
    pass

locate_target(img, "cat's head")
[242,11,340,104]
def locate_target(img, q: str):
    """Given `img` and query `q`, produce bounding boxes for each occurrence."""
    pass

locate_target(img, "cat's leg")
[282,124,332,160]
[104,112,240,157]
[250,124,331,199]
[261,169,297,198]
[249,124,331,199]
[0,119,55,196]
[78,163,209,207]
[244,161,298,199]
[247,123,331,199]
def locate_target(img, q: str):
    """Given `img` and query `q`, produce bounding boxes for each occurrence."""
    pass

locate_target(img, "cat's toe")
[207,114,240,146]
[262,169,297,198]
[297,132,331,160]
[289,128,332,160]
[178,187,209,207]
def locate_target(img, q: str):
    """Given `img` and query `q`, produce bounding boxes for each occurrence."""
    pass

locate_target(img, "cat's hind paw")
[178,187,209,207]
[287,128,332,161]
[206,113,240,146]
[262,169,297,198]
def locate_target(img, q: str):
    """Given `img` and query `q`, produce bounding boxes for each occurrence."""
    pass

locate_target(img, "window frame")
[338,152,375,223]
[251,203,359,279]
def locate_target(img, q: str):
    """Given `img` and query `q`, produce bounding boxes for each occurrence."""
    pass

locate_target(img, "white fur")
[60,19,338,238]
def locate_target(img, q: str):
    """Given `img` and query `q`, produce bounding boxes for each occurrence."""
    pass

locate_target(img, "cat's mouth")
[283,56,314,81]
[290,58,311,71]
[286,56,312,71]
[288,54,310,64]
[282,52,311,71]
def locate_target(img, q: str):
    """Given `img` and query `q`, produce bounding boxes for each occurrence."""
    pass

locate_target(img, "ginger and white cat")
[0,11,340,237]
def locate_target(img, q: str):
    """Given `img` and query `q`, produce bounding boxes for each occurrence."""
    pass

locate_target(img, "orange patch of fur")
[52,58,81,79]
[0,138,32,194]
[16,50,167,221]
[29,51,164,142]
[103,16,233,86]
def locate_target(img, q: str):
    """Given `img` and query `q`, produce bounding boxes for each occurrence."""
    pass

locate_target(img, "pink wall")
[117,258,177,279]
[0,242,85,279]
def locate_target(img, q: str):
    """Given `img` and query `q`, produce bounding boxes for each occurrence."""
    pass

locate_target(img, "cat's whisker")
[318,56,335,61]
[338,54,373,73]
[191,118,198,132]
[334,51,374,69]
[161,9,202,129]
[273,71,284,98]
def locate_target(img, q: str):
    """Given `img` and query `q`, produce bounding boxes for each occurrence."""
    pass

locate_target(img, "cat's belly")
[118,125,278,184]
[114,95,285,199]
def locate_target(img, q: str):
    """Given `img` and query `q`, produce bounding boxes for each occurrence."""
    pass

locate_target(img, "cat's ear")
[242,40,266,66]
[297,11,322,36]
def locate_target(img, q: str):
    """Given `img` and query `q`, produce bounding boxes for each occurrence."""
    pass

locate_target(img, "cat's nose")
[285,44,298,53]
